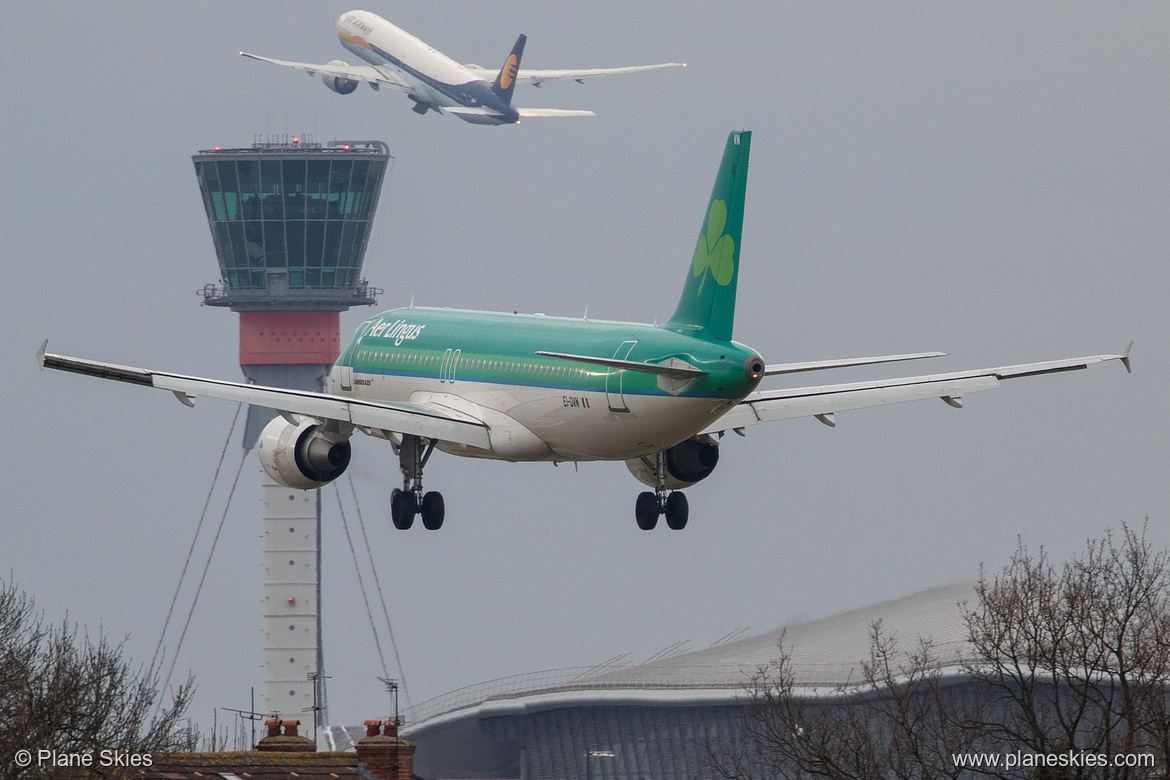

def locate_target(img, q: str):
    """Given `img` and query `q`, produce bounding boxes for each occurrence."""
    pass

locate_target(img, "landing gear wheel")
[420,491,445,530]
[391,489,416,530]
[664,492,689,530]
[635,492,659,530]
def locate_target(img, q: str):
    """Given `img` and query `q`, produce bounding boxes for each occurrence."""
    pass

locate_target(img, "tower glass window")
[194,140,389,311]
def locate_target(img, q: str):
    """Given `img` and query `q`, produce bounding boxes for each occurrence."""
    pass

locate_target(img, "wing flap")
[40,346,490,449]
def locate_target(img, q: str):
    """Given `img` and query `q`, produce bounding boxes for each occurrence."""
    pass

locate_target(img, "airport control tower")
[193,137,389,725]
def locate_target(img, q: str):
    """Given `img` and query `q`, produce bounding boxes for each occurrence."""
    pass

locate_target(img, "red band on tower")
[239,310,341,365]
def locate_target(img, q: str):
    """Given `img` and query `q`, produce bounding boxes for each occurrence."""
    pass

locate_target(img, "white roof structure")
[400,580,976,737]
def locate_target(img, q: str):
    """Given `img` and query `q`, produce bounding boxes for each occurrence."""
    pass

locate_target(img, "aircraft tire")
[664,492,689,530]
[421,491,445,530]
[391,489,416,530]
[635,492,659,530]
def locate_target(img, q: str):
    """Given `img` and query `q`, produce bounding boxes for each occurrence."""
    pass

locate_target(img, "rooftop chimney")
[356,720,415,780]
[256,719,315,752]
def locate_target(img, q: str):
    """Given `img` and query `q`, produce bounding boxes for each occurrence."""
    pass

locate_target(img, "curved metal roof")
[402,580,975,736]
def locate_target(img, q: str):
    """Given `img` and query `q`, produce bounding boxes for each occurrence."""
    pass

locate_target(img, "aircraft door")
[338,320,372,393]
[605,340,637,412]
[440,348,453,383]
[439,348,461,383]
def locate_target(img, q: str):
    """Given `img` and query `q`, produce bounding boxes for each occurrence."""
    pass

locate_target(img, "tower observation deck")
[192,137,390,728]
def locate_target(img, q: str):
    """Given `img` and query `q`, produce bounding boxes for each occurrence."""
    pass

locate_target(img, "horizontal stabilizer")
[765,351,946,376]
[535,351,704,379]
[516,108,596,117]
[445,106,501,117]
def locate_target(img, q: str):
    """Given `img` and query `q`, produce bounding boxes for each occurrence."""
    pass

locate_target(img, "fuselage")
[331,307,763,462]
[336,11,518,124]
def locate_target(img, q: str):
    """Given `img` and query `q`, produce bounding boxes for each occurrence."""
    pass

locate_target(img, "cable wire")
[158,446,249,709]
[347,474,411,707]
[149,404,242,679]
[333,485,391,683]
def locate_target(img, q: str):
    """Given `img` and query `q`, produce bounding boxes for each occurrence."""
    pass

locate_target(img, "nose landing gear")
[634,451,689,530]
[391,434,445,530]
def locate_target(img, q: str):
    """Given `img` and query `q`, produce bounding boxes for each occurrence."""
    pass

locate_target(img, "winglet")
[1121,341,1133,374]
[36,339,47,369]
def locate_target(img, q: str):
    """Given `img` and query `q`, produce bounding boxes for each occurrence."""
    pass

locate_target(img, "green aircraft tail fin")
[665,130,751,342]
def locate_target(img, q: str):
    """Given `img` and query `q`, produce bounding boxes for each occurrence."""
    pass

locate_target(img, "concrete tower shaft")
[192,137,390,728]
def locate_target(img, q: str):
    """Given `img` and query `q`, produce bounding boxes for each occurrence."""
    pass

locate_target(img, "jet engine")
[625,435,720,490]
[321,61,359,95]
[258,416,351,490]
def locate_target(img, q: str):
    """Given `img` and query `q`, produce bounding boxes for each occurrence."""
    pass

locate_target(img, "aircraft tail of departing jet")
[665,131,751,342]
[491,34,527,105]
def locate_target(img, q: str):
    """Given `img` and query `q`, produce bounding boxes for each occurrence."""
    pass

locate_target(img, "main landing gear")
[635,451,689,531]
[391,434,445,530]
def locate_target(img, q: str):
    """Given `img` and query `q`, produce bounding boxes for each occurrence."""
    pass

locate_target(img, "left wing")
[703,350,1131,435]
[240,52,412,91]
[38,344,491,449]
[464,62,685,87]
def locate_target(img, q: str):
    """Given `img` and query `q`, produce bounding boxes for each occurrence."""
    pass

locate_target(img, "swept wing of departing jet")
[40,131,1130,531]
[240,10,684,125]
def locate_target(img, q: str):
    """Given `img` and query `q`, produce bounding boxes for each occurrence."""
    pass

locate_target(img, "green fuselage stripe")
[341,306,763,401]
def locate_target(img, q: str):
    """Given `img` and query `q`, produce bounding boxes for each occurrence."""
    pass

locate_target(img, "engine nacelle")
[321,61,359,95]
[625,435,720,490]
[258,416,351,490]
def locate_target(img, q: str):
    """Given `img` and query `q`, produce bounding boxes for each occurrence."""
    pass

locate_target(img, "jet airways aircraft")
[240,10,685,125]
[40,132,1130,531]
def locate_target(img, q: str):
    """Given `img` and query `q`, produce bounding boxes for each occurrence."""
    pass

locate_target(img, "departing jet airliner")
[39,132,1130,531]
[240,10,685,125]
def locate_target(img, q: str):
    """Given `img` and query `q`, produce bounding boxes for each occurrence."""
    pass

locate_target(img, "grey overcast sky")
[2,3,1166,729]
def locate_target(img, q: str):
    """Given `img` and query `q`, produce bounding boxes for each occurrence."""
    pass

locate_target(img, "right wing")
[38,344,490,449]
[239,52,413,91]
[704,350,1131,435]
[463,62,685,86]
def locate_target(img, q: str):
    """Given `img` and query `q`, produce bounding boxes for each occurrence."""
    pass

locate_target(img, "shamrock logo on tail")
[692,199,735,295]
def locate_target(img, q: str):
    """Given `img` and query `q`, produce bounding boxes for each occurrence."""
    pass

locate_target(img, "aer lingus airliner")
[39,131,1130,531]
[240,10,684,125]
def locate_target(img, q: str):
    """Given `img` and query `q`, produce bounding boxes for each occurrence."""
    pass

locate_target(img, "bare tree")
[713,625,991,780]
[963,522,1170,778]
[718,522,1170,780]
[0,577,196,779]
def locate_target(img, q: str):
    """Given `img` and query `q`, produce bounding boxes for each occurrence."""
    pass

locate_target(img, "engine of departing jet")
[626,435,720,490]
[258,417,352,489]
[321,61,360,94]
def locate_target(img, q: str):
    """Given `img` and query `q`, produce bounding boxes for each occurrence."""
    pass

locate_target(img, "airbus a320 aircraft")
[40,132,1130,531]
[240,10,685,125]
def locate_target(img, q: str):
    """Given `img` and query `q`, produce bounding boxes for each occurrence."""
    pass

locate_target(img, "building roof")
[400,581,976,736]
[137,751,374,780]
